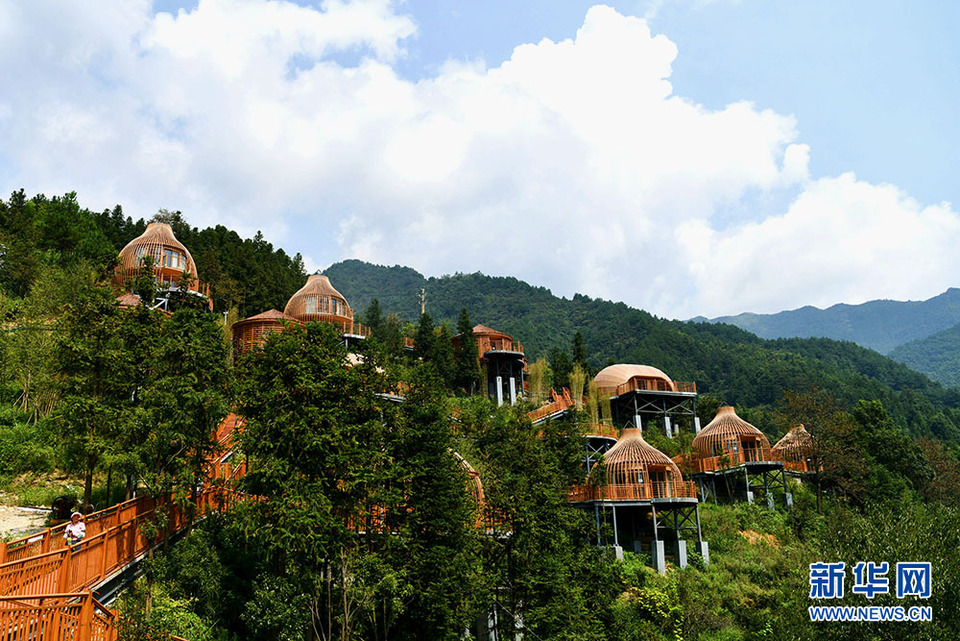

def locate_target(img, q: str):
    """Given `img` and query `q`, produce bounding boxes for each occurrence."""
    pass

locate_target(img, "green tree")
[235,322,479,639]
[0,189,40,297]
[134,306,230,515]
[362,298,384,339]
[56,277,135,511]
[572,331,589,375]
[452,308,482,395]
[549,347,573,391]
[467,401,618,640]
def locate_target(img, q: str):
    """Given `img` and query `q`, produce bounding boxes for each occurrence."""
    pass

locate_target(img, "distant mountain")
[705,288,960,355]
[325,260,960,443]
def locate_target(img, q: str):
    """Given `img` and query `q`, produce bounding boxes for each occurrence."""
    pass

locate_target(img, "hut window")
[635,470,644,484]
[305,297,317,314]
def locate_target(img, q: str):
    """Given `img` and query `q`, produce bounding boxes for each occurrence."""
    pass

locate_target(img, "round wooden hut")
[772,424,815,473]
[115,222,205,294]
[232,309,301,356]
[594,364,678,395]
[691,406,773,468]
[591,427,696,500]
[283,274,366,336]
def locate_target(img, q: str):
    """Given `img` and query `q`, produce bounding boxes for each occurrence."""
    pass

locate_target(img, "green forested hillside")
[3,196,960,640]
[0,190,306,318]
[890,320,960,388]
[327,259,960,443]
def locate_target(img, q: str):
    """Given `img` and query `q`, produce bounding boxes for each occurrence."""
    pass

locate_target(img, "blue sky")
[1,0,958,318]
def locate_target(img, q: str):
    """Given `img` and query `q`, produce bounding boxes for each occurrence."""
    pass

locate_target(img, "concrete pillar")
[495,376,503,406]
[694,416,702,434]
[633,540,643,554]
[674,540,688,569]
[746,491,754,504]
[766,493,775,509]
[651,541,667,575]
[695,541,710,566]
[634,414,643,430]
[664,416,672,438]
[611,545,624,560]
[785,492,794,507]
[509,377,516,405]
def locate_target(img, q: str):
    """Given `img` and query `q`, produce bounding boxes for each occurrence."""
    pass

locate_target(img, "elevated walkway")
[0,416,245,639]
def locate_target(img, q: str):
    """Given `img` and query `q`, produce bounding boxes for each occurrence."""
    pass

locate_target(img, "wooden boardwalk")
[0,415,243,640]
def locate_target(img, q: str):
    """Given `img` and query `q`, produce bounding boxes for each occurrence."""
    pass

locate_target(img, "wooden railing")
[340,321,372,338]
[614,378,696,396]
[781,459,816,473]
[0,415,245,639]
[568,480,699,502]
[527,389,574,423]
[478,337,524,355]
[687,446,775,473]
[582,423,618,439]
[0,592,116,641]
[0,490,223,599]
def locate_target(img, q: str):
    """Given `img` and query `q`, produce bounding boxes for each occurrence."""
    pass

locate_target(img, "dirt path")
[0,505,49,541]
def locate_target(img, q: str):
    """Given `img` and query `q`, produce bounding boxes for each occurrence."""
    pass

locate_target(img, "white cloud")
[680,173,960,314]
[0,1,957,319]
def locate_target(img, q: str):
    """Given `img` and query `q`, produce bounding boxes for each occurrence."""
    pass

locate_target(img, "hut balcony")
[568,480,699,502]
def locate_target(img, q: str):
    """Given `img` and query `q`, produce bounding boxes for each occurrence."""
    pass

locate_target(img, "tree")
[120,305,229,617]
[776,388,873,511]
[56,277,135,511]
[467,401,618,640]
[452,308,482,395]
[235,321,479,640]
[549,348,573,391]
[572,331,589,375]
[527,357,552,405]
[0,189,40,297]
[414,313,436,364]
[361,298,384,339]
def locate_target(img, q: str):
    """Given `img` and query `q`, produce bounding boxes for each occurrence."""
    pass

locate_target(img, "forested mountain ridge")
[5,194,960,639]
[3,187,959,442]
[326,260,960,443]
[702,288,960,355]
[890,320,960,389]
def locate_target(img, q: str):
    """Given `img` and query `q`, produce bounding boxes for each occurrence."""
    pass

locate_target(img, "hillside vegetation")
[327,259,960,444]
[890,321,960,389]
[2,192,960,639]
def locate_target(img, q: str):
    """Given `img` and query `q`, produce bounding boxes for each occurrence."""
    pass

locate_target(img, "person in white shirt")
[64,512,85,546]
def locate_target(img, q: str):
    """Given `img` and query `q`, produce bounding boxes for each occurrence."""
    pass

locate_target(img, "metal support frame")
[692,463,790,507]
[487,354,525,406]
[582,500,707,573]
[584,436,616,474]
[610,390,698,436]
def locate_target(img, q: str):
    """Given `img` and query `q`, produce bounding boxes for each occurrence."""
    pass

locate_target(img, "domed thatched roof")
[772,424,813,460]
[692,406,771,460]
[284,274,354,325]
[117,222,198,280]
[594,364,676,394]
[232,309,302,356]
[604,427,684,485]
